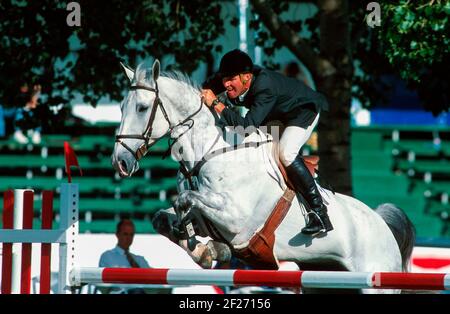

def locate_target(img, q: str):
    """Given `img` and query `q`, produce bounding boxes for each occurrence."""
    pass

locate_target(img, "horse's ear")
[120,62,134,82]
[152,59,160,81]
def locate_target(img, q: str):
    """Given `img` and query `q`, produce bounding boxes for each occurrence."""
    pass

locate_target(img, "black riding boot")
[286,155,334,235]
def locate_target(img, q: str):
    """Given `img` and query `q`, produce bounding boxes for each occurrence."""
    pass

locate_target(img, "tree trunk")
[316,0,353,195]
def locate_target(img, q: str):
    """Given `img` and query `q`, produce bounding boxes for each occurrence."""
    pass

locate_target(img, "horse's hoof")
[207,240,232,262]
[198,248,213,269]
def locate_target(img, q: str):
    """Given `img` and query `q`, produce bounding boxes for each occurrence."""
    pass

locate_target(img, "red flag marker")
[64,141,83,183]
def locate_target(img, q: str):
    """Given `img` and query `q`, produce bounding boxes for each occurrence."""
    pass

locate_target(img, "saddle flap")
[303,156,320,174]
[233,189,296,270]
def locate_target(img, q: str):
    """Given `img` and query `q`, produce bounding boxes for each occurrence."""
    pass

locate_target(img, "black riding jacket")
[212,67,329,129]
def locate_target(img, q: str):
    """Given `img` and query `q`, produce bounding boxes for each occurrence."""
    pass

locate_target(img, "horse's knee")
[152,210,179,243]
[174,191,193,211]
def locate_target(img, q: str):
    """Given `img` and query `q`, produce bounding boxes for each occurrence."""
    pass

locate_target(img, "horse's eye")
[137,105,148,113]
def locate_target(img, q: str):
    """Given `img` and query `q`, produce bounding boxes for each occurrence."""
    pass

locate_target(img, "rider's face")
[222,73,251,99]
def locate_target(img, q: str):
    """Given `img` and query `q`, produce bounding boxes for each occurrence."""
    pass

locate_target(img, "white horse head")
[112,61,415,293]
[113,60,206,177]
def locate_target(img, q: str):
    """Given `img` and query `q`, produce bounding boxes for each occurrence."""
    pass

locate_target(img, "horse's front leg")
[175,190,238,232]
[152,207,180,243]
[152,207,229,268]
[174,190,234,268]
[175,189,234,247]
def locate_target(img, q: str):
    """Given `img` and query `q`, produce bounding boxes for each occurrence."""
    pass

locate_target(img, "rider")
[201,49,333,235]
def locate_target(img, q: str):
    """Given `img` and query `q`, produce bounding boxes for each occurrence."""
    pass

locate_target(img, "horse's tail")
[374,203,416,272]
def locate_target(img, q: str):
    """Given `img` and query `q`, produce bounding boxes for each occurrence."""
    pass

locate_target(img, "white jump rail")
[71,267,450,291]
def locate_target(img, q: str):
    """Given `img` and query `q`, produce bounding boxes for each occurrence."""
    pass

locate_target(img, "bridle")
[115,80,203,161]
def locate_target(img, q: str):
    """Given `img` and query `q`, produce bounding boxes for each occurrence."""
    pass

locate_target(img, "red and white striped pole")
[20,190,34,294]
[1,189,54,294]
[40,191,54,294]
[1,184,77,294]
[1,190,14,294]
[71,268,450,291]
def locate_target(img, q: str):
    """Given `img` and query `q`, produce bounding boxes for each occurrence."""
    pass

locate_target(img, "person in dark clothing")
[201,49,333,235]
[13,84,42,144]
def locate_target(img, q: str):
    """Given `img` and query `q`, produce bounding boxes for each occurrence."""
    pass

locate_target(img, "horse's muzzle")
[117,159,130,177]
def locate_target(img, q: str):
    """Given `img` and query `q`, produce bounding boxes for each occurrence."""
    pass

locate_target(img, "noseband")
[115,80,203,161]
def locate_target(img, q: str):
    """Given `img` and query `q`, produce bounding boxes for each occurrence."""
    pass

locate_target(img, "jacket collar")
[114,245,127,255]
[238,87,250,102]
[235,68,260,105]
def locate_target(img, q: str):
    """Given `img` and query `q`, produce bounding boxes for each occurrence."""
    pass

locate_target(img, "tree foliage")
[0,0,447,115]
[381,1,449,82]
[249,0,449,115]
[0,0,225,107]
[380,0,449,114]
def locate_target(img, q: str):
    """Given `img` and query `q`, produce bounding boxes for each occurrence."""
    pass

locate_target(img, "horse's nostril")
[120,160,127,172]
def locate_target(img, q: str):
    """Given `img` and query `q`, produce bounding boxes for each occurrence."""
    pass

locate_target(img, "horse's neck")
[160,78,220,170]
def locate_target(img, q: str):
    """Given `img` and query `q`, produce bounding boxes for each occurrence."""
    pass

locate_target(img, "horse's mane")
[161,71,201,92]
[134,63,200,92]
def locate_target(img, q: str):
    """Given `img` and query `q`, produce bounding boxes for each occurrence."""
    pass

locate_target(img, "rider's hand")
[201,89,217,107]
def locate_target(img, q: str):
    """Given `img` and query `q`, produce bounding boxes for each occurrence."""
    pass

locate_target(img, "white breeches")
[279,113,320,167]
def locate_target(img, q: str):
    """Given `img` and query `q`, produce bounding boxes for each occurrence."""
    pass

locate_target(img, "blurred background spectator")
[13,84,42,144]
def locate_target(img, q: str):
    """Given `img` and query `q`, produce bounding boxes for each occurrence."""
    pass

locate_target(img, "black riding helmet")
[218,49,253,78]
